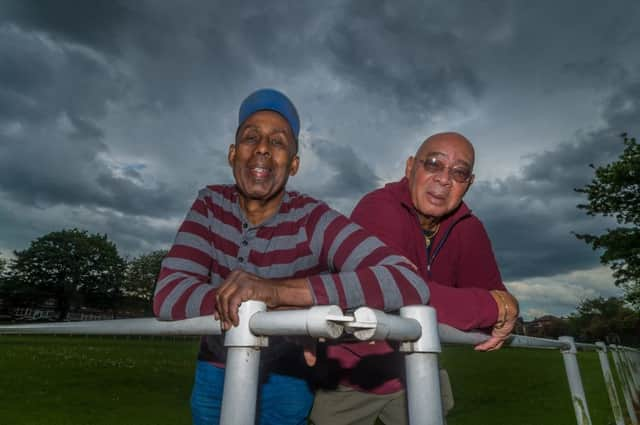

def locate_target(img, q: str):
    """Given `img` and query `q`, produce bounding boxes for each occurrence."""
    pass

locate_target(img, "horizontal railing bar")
[575,342,598,351]
[0,313,623,354]
[0,316,222,336]
[249,306,345,339]
[347,307,422,342]
[438,324,571,350]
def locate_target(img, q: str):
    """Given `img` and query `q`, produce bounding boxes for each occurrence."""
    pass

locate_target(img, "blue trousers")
[191,360,314,425]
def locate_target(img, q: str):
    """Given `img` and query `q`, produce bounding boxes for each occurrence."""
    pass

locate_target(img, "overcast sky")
[1,0,639,320]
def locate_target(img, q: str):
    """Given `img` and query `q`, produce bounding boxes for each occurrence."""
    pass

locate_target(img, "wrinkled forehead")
[418,135,475,168]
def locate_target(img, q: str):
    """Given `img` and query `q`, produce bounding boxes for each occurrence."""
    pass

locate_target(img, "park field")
[0,335,626,425]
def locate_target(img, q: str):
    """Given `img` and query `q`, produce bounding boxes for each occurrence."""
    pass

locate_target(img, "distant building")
[522,315,568,338]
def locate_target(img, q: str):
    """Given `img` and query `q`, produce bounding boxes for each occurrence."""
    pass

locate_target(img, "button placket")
[237,224,253,266]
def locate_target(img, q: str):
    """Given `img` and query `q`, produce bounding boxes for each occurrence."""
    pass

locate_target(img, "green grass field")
[0,336,629,425]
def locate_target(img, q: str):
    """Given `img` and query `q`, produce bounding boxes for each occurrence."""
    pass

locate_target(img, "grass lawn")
[440,346,620,425]
[0,336,627,425]
[0,335,197,425]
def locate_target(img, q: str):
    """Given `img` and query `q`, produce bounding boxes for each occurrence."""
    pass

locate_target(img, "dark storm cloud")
[0,22,190,218]
[0,22,125,124]
[324,0,490,118]
[469,80,640,281]
[304,139,381,199]
[0,126,189,218]
[562,57,628,85]
[1,0,487,231]
[1,0,130,52]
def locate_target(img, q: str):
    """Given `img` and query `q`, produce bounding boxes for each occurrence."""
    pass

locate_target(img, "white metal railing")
[1,302,639,425]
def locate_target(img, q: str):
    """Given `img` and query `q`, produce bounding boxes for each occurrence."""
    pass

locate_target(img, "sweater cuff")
[307,275,328,305]
[475,289,500,328]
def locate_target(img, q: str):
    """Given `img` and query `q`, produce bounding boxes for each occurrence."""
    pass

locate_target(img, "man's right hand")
[214,269,280,330]
[213,269,313,331]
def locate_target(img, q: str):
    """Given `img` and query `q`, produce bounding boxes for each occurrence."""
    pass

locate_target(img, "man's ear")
[405,156,415,179]
[228,144,236,167]
[289,155,300,176]
[464,174,475,196]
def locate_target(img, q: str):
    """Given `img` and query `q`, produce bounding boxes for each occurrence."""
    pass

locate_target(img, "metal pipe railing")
[560,336,593,425]
[0,314,222,335]
[595,342,626,425]
[611,344,640,425]
[1,304,638,425]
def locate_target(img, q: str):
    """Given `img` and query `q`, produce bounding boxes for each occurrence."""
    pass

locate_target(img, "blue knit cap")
[238,89,300,140]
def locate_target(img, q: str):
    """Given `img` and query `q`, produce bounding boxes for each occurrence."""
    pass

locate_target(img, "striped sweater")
[153,185,429,364]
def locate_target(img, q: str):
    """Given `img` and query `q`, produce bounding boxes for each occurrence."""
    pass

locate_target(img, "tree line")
[520,297,638,346]
[0,229,166,320]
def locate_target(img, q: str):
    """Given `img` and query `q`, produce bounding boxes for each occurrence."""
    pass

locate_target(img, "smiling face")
[405,132,475,225]
[229,110,299,211]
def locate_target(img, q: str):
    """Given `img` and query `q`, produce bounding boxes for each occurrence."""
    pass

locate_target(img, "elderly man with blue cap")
[153,89,431,425]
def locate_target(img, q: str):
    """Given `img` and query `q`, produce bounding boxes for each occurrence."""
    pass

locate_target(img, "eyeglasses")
[418,157,472,183]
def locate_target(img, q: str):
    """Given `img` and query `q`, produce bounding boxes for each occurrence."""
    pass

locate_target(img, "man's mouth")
[249,166,271,179]
[426,191,447,204]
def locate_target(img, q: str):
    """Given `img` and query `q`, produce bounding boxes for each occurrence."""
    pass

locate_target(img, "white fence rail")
[1,302,639,425]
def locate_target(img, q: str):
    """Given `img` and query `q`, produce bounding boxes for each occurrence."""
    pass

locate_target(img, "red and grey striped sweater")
[153,185,429,365]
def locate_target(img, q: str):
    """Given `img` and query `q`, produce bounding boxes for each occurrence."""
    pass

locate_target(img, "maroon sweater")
[325,177,504,394]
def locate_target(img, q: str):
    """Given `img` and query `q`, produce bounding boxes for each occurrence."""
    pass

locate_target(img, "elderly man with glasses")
[310,132,519,425]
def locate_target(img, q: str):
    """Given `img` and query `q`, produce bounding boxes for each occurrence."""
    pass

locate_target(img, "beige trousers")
[310,369,454,425]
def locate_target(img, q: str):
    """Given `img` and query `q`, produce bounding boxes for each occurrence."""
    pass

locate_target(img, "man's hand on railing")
[474,290,519,352]
[213,269,313,331]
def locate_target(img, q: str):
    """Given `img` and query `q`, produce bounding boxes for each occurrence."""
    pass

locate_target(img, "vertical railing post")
[621,347,640,401]
[595,342,625,425]
[400,305,444,425]
[611,345,640,425]
[220,301,268,425]
[631,348,640,397]
[559,336,592,425]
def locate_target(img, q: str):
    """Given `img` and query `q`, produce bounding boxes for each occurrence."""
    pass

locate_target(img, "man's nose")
[434,168,453,185]
[254,136,271,156]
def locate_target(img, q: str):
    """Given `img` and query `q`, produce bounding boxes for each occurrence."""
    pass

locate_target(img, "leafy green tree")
[122,249,167,314]
[1,254,36,309]
[0,255,10,306]
[567,297,639,345]
[10,229,126,320]
[575,133,640,309]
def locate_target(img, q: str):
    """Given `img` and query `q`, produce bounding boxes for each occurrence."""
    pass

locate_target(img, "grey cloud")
[0,193,176,257]
[301,139,380,200]
[0,118,191,218]
[603,80,640,129]
[90,208,177,256]
[0,20,195,221]
[509,266,624,319]
[0,23,125,125]
[1,0,131,53]
[468,182,609,280]
[562,57,628,85]
[324,0,489,118]
[468,79,640,281]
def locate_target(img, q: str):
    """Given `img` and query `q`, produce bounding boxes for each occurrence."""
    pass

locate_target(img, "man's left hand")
[474,290,519,351]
